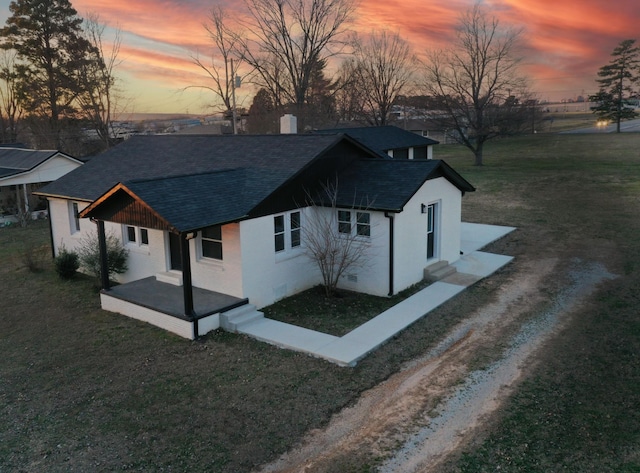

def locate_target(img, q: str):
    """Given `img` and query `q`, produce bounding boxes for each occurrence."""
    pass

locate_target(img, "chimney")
[280,114,297,134]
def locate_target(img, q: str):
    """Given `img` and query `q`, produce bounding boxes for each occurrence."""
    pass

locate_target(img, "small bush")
[77,230,128,282]
[54,249,79,279]
[22,243,49,272]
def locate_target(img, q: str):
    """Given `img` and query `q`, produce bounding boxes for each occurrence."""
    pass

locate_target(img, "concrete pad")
[318,282,466,366]
[452,251,513,278]
[239,318,338,353]
[461,222,516,254]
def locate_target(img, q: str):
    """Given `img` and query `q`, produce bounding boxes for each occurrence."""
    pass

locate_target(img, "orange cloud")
[59,0,640,111]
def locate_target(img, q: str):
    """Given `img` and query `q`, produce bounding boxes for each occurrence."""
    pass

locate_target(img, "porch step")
[221,304,264,333]
[424,260,457,282]
[155,271,183,286]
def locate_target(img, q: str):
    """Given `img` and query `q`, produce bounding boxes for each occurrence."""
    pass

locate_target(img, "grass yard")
[1,131,640,471]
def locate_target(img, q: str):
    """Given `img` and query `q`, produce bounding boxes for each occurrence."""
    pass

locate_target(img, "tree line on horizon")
[0,0,637,164]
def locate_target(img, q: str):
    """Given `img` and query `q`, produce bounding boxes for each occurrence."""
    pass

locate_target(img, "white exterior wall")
[49,197,170,283]
[190,223,244,298]
[0,155,82,186]
[392,177,462,292]
[239,210,320,309]
[331,209,391,297]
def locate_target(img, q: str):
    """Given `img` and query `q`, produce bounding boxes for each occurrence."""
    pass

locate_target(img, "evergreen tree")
[0,0,94,149]
[590,39,640,133]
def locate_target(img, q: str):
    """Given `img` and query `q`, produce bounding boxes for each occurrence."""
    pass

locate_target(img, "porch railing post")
[97,219,110,290]
[180,233,195,319]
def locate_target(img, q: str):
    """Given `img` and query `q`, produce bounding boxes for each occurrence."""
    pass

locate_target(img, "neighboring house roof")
[315,125,439,157]
[0,148,79,181]
[39,133,474,233]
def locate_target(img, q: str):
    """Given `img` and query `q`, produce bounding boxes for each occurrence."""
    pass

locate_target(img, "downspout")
[385,212,395,297]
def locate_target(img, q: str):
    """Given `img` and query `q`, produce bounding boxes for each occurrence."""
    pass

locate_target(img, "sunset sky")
[1,0,639,115]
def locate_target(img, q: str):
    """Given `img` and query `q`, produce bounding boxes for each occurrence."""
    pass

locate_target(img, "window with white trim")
[274,211,302,252]
[124,225,149,247]
[201,225,223,260]
[68,201,80,233]
[338,209,371,237]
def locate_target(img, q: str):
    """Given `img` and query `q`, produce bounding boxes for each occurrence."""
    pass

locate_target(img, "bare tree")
[239,0,355,129]
[304,179,373,297]
[349,31,416,126]
[422,3,527,165]
[0,49,22,143]
[189,4,243,119]
[77,13,122,150]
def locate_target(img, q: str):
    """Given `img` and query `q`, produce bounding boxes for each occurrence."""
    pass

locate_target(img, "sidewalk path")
[240,223,516,366]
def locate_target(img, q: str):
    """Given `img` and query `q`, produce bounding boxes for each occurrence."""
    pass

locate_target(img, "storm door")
[427,203,437,259]
[169,232,182,270]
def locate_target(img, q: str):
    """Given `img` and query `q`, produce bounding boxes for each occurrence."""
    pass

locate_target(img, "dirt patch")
[257,257,617,473]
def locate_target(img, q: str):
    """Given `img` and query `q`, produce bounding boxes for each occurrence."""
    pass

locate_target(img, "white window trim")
[68,201,81,234]
[123,225,150,254]
[198,225,223,262]
[274,210,303,260]
[337,208,371,239]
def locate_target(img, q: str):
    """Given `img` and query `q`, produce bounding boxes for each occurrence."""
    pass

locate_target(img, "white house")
[37,131,474,339]
[0,147,82,225]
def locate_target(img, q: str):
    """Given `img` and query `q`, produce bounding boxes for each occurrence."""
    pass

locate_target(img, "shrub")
[22,243,49,272]
[77,230,128,282]
[54,248,79,279]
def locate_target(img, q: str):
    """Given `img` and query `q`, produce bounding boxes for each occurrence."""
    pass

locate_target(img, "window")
[274,211,302,253]
[201,225,222,260]
[69,201,80,233]
[356,212,370,237]
[338,209,371,238]
[338,210,351,234]
[124,225,150,247]
[126,225,136,243]
[140,228,149,245]
[413,146,428,160]
[274,215,285,252]
[393,148,409,159]
[290,212,301,248]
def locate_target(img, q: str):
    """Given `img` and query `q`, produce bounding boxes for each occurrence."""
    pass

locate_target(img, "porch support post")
[97,220,110,290]
[180,233,195,319]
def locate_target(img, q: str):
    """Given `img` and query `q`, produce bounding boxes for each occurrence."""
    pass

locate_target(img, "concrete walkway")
[240,223,516,366]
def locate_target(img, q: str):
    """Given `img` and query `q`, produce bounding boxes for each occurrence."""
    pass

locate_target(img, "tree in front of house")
[589,39,640,133]
[422,3,527,166]
[0,0,97,150]
[304,180,372,297]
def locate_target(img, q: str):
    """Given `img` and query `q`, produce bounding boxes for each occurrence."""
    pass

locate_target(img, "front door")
[427,203,437,259]
[169,232,182,271]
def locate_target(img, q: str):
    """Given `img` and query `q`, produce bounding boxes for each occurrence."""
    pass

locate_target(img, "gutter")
[385,212,395,296]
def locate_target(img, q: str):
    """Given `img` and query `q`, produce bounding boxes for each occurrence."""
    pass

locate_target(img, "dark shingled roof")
[124,167,290,230]
[315,125,439,157]
[43,133,474,233]
[39,134,344,202]
[320,159,474,212]
[0,148,64,179]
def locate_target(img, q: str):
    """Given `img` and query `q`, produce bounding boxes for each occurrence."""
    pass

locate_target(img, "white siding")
[190,223,244,298]
[392,177,462,292]
[239,211,320,309]
[0,154,81,186]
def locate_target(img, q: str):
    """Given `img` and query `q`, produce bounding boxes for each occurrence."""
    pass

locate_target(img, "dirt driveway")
[258,254,617,472]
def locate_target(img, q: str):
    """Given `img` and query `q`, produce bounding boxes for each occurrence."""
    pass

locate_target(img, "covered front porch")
[101,277,247,340]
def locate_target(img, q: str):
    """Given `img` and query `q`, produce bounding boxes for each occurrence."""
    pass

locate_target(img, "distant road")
[561,118,640,134]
